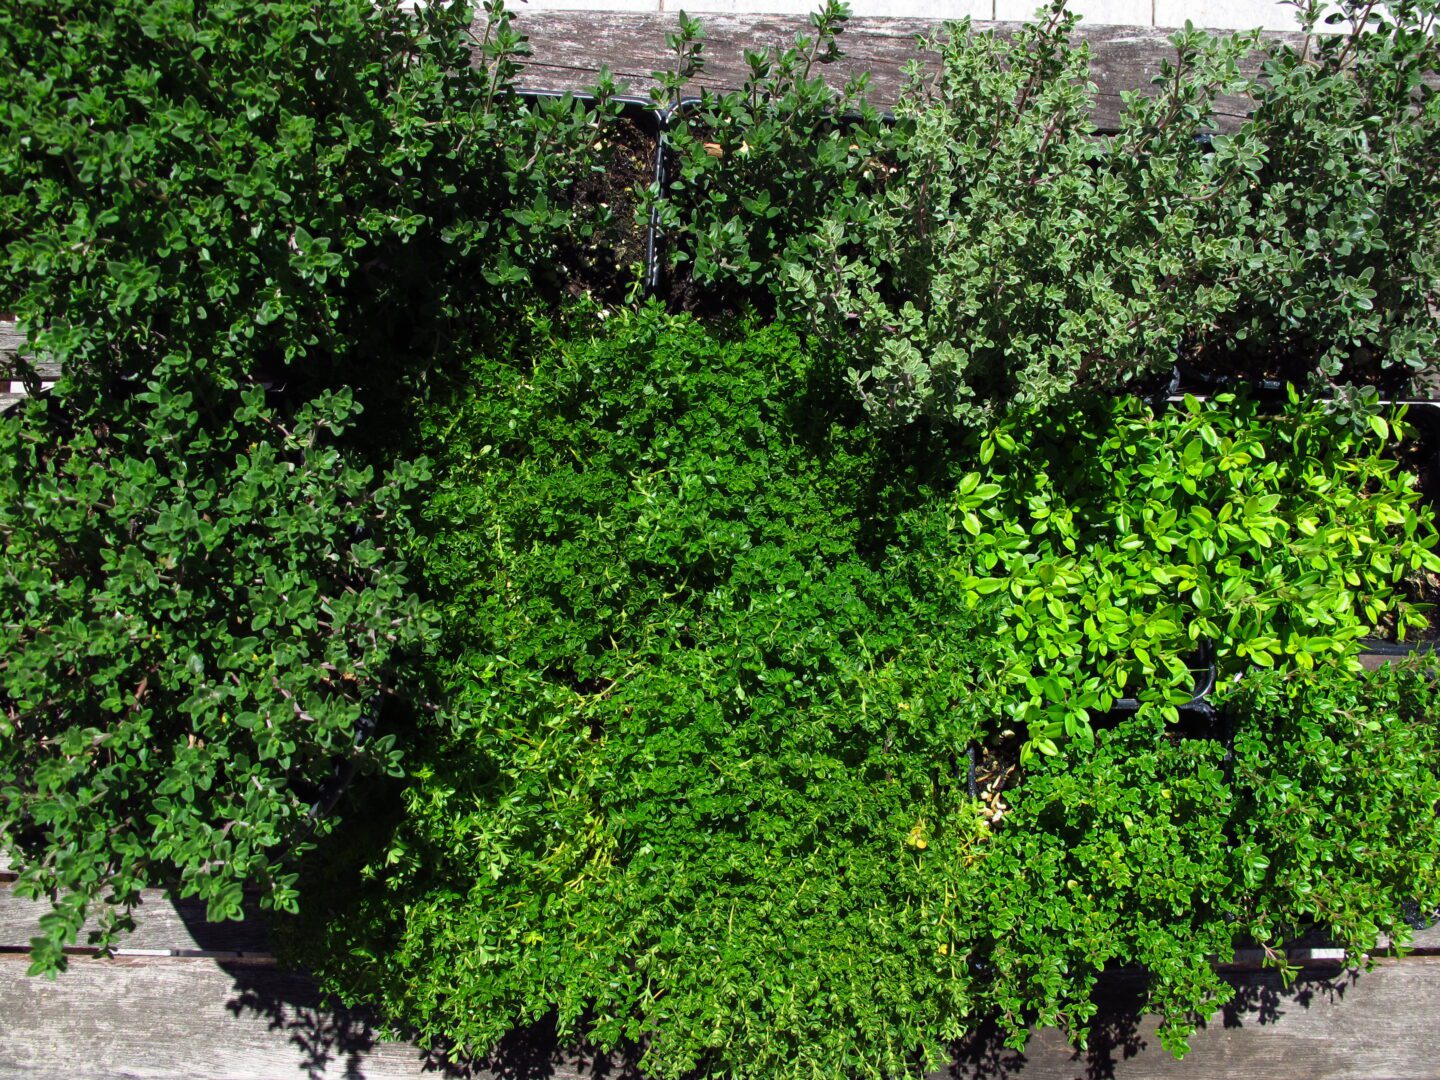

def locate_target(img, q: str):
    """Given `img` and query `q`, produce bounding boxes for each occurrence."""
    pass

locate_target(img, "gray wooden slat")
[0,321,59,404]
[0,322,23,369]
[5,953,1440,1079]
[0,887,270,958]
[1368,914,1440,954]
[948,958,1440,1079]
[0,956,451,1080]
[509,13,1307,132]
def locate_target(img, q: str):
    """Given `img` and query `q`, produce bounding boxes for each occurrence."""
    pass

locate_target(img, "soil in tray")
[972,733,1021,827]
[1371,569,1440,645]
[536,113,656,306]
[972,708,1228,828]
[1174,332,1413,398]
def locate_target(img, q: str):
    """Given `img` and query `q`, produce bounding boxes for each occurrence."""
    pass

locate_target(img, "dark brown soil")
[1403,571,1440,642]
[1373,569,1440,644]
[972,733,1022,827]
[546,113,657,306]
[657,132,776,321]
[1175,332,1414,398]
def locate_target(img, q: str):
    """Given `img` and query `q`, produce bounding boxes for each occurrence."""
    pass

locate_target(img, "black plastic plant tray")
[518,90,666,295]
[962,699,1232,809]
[1108,639,1218,715]
[1165,358,1439,406]
[1358,638,1439,658]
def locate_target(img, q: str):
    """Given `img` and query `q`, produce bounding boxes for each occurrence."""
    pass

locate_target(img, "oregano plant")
[1207,0,1440,384]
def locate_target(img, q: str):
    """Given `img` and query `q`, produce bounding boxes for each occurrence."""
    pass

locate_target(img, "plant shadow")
[167,891,645,1080]
[215,949,647,1080]
[941,964,1361,1080]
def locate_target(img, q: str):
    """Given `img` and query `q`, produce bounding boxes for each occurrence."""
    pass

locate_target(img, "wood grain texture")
[0,321,60,409]
[0,887,270,958]
[0,955,444,1080]
[948,959,1440,1079]
[505,13,1309,131]
[7,954,1440,1079]
[0,323,23,369]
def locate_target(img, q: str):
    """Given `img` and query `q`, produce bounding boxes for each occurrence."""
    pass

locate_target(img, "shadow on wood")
[943,965,1399,1080]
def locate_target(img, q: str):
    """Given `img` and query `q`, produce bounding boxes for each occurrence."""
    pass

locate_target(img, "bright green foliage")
[1215,0,1440,379]
[951,392,1439,758]
[287,311,1440,1076]
[0,0,637,395]
[0,383,434,974]
[1224,659,1440,965]
[975,657,1440,1057]
[646,2,882,299]
[291,308,1001,1080]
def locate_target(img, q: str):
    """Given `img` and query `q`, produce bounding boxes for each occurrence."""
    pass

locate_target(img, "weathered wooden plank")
[5,953,1440,1079]
[0,955,450,1080]
[0,321,59,406]
[0,887,270,958]
[507,13,1308,131]
[0,323,23,369]
[950,958,1440,1079]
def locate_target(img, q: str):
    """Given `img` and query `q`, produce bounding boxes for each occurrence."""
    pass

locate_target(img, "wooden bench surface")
[509,12,1304,132]
[4,880,1440,1079]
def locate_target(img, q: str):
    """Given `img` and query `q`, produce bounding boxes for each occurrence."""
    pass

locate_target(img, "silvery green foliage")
[742,0,1440,424]
[1216,0,1440,379]
[787,5,1257,427]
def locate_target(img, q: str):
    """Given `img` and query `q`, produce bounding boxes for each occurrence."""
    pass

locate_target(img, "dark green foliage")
[292,308,1001,1079]
[0,0,639,399]
[973,715,1236,1055]
[1224,659,1440,962]
[0,0,639,970]
[646,2,880,302]
[290,309,1440,1076]
[0,382,434,974]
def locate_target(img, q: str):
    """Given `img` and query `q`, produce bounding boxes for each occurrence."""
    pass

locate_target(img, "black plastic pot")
[306,690,385,822]
[519,90,666,296]
[270,689,387,868]
[1108,639,1218,716]
[1358,637,1439,662]
[1166,357,1440,407]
